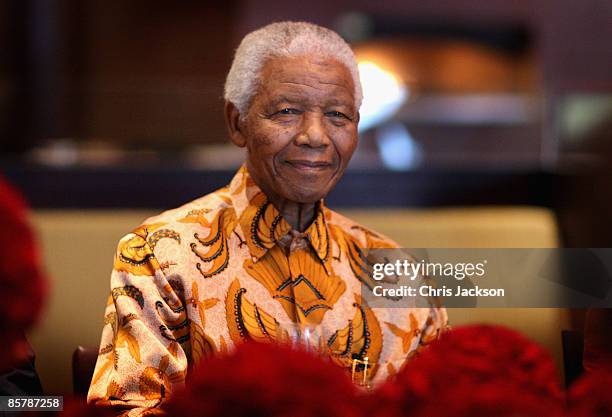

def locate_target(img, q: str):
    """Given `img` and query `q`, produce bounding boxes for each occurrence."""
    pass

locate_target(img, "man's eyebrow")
[325,98,352,107]
[266,95,354,110]
[267,95,302,106]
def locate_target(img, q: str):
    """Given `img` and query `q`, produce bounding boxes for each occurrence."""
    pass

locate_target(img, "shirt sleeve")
[417,305,449,353]
[87,231,188,417]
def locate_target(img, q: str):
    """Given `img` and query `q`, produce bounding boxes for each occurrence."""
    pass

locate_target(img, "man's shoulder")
[153,187,232,222]
[325,209,400,249]
[122,187,233,242]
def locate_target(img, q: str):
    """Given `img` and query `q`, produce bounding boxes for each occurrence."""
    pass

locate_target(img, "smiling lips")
[284,159,333,171]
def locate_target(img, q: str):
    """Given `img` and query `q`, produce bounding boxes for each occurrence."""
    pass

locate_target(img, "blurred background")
[0,0,611,395]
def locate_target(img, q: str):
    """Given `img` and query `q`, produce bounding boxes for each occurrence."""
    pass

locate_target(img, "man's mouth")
[284,159,333,171]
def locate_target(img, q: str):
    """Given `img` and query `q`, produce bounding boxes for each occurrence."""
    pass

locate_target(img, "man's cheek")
[251,133,275,147]
[338,141,357,164]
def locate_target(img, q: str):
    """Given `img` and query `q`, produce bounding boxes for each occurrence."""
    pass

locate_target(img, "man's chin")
[282,188,328,205]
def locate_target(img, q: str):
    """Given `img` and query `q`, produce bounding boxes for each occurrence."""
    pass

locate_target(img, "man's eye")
[326,111,349,119]
[277,108,300,115]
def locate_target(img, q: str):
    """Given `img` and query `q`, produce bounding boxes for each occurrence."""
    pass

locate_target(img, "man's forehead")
[264,92,354,109]
[263,56,351,79]
[259,56,355,104]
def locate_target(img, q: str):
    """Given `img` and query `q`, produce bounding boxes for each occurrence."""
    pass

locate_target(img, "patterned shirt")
[88,165,447,416]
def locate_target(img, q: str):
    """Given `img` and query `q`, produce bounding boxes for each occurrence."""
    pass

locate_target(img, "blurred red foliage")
[164,341,362,417]
[0,177,47,371]
[371,324,566,417]
[568,368,612,417]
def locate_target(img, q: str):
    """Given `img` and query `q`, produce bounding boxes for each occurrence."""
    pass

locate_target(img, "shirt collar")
[228,165,332,272]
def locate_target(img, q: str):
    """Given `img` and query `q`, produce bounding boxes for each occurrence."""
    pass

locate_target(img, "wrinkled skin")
[225,55,359,231]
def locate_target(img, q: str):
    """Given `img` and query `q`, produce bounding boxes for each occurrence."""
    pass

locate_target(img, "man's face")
[232,55,359,205]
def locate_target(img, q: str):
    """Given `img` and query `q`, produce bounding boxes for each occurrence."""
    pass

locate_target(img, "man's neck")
[272,199,316,232]
[244,164,319,232]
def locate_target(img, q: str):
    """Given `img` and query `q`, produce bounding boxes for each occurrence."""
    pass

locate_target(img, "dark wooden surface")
[1,164,557,210]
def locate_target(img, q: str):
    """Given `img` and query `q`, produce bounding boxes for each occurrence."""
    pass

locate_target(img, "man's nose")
[294,113,330,148]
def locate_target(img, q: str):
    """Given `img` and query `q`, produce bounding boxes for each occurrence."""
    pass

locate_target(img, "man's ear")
[224,101,247,147]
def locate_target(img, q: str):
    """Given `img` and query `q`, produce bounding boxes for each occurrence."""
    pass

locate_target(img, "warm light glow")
[358,61,408,131]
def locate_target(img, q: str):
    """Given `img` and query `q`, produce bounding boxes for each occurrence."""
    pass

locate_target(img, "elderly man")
[88,21,447,416]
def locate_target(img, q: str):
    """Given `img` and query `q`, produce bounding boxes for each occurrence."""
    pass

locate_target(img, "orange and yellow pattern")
[88,165,447,416]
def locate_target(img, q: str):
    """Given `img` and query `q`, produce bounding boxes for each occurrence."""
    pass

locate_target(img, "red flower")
[164,341,362,417]
[568,369,612,417]
[372,325,565,417]
[0,177,47,371]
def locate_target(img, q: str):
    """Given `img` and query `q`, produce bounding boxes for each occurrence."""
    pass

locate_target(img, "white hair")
[224,21,363,116]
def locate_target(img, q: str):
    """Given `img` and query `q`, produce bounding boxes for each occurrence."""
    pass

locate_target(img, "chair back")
[72,346,99,396]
